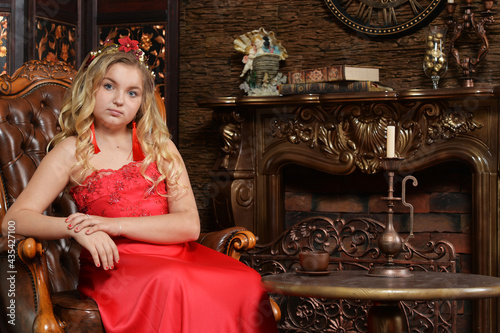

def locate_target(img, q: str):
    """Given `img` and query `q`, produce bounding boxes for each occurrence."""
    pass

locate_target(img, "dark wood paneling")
[12,0,29,71]
[35,0,77,21]
[79,0,97,64]
[96,11,167,25]
[0,1,10,10]
[166,0,179,143]
[97,0,166,13]
[96,0,167,24]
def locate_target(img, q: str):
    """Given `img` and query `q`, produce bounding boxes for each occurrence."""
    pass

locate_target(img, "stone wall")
[178,0,500,230]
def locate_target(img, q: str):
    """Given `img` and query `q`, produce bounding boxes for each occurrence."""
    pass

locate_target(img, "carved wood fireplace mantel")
[200,86,500,332]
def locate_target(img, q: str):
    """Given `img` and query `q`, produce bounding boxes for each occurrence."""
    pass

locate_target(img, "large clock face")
[324,0,446,38]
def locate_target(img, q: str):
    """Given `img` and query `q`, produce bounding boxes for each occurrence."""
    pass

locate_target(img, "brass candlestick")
[367,157,418,278]
[446,0,495,87]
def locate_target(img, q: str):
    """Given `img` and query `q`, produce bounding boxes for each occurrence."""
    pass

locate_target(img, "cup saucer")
[295,269,331,276]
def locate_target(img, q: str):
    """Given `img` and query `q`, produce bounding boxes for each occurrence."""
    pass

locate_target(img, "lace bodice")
[70,161,168,217]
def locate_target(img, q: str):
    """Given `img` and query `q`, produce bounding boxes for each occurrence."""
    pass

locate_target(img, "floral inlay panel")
[0,14,9,75]
[35,17,76,68]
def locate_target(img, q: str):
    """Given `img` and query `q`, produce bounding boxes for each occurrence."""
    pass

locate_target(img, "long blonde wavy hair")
[50,48,183,195]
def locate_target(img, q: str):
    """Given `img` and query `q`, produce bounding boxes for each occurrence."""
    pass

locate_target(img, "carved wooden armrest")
[197,226,257,260]
[0,235,65,333]
[226,229,257,261]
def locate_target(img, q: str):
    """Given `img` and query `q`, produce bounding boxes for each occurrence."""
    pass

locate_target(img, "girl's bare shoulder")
[46,136,78,164]
[52,136,77,153]
[164,137,178,151]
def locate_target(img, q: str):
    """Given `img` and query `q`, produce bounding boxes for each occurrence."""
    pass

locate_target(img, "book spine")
[288,70,306,84]
[278,81,372,95]
[286,65,380,83]
[326,65,346,81]
[287,66,346,83]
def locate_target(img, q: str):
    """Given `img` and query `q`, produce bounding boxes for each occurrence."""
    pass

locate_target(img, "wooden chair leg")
[18,238,65,333]
[269,298,281,322]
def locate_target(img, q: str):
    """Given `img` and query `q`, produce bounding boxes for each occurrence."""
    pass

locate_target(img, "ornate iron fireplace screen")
[242,216,458,332]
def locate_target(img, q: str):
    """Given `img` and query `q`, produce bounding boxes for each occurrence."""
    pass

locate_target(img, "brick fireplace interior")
[282,160,473,330]
[283,161,472,271]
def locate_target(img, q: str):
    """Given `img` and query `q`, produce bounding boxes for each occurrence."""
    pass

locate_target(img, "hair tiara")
[84,37,154,76]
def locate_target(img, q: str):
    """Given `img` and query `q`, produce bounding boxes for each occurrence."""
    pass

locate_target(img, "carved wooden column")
[204,98,257,232]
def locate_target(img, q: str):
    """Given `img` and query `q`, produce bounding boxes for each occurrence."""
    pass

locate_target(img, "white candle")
[447,0,454,3]
[386,126,396,158]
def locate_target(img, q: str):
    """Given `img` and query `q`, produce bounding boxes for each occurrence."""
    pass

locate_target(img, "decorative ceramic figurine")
[234,28,288,96]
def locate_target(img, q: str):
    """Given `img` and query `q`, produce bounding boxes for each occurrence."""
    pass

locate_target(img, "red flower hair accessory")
[84,37,153,76]
[118,37,147,65]
[118,37,139,52]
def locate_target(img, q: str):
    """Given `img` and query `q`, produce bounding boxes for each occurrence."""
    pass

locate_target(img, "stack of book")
[278,65,392,95]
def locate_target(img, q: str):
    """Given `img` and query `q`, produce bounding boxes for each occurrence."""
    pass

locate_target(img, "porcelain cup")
[299,250,329,272]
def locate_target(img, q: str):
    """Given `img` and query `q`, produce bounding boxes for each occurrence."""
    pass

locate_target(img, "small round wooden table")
[261,270,500,333]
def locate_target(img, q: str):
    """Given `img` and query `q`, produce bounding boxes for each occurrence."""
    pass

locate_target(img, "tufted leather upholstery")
[0,60,261,333]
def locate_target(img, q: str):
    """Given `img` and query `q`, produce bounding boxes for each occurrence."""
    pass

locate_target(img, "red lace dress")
[70,162,277,333]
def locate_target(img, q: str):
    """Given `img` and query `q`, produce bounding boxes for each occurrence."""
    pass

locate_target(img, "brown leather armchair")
[0,60,263,332]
